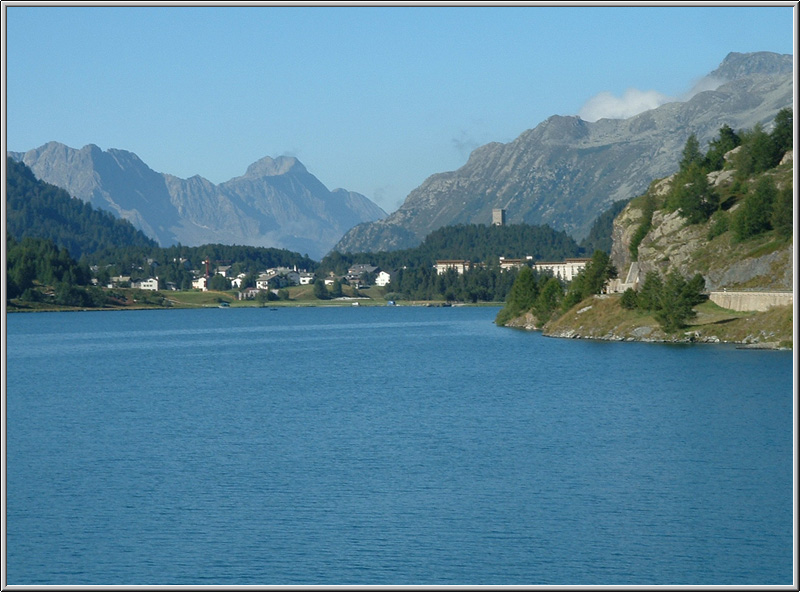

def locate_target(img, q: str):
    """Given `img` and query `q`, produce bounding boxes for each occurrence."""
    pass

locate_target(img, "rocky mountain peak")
[244,155,307,178]
[709,51,793,82]
[535,115,591,141]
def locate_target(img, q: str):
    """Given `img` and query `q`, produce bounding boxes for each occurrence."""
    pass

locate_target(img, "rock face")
[609,151,794,293]
[8,144,387,260]
[335,51,792,254]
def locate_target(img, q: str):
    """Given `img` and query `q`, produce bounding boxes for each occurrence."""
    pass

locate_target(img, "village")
[99,209,598,300]
[102,255,595,300]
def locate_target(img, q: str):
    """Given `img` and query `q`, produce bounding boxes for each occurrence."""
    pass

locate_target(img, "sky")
[3,2,796,214]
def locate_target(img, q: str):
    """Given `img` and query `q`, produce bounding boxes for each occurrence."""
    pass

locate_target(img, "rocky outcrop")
[610,150,793,293]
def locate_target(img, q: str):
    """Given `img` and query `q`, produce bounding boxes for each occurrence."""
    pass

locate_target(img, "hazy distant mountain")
[334,51,793,254]
[8,144,387,260]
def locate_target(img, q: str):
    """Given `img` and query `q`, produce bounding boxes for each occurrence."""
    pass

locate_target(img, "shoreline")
[5,300,502,314]
[500,299,793,350]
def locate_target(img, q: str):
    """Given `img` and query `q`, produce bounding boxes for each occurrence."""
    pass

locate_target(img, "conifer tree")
[733,176,777,240]
[771,185,793,238]
[771,107,793,154]
[704,124,741,171]
[679,133,704,173]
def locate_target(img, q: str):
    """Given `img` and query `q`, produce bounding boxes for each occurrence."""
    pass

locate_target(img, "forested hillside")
[6,158,158,258]
[320,222,585,275]
[613,107,793,284]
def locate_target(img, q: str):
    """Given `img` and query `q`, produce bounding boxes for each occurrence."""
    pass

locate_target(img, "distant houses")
[532,258,591,282]
[89,209,601,299]
[108,275,131,288]
[374,270,394,287]
[131,278,159,291]
[192,277,208,291]
[238,287,262,300]
[434,256,592,282]
[345,264,379,288]
[95,245,597,301]
[498,256,532,271]
[434,260,473,275]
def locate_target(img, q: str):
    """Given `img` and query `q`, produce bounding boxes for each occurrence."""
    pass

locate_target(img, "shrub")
[620,288,638,310]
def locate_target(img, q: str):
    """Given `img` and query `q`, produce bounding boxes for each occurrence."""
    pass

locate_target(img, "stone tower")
[492,208,506,226]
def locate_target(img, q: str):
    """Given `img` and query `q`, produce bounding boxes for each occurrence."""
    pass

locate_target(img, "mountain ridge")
[8,143,387,260]
[333,51,792,254]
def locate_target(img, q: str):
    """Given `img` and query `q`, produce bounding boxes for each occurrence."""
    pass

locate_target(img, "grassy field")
[8,284,501,313]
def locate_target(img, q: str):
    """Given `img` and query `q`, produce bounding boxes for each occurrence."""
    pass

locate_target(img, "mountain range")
[7,144,387,260]
[8,51,792,260]
[334,51,793,254]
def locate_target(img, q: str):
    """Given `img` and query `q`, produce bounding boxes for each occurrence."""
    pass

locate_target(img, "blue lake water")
[4,305,795,585]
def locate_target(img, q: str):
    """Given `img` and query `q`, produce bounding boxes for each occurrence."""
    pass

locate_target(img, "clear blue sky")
[4,2,796,213]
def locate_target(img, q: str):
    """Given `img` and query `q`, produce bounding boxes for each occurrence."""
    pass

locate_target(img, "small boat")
[218,301,230,308]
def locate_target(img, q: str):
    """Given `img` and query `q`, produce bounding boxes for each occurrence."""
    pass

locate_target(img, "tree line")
[495,250,617,326]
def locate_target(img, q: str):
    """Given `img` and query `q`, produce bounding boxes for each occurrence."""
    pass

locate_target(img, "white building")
[192,277,208,291]
[498,256,533,271]
[265,268,301,286]
[374,270,394,287]
[533,258,591,282]
[231,273,247,289]
[256,272,282,290]
[434,260,472,275]
[132,278,159,291]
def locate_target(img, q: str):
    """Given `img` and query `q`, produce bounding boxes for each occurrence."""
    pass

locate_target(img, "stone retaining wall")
[708,291,793,312]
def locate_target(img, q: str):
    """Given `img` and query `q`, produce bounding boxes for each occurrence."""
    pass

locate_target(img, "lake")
[4,305,794,585]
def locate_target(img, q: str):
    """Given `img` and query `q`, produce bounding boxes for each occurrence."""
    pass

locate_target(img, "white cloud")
[578,88,672,122]
[577,75,725,123]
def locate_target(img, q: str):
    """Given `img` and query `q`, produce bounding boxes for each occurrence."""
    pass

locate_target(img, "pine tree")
[771,107,793,154]
[733,176,777,240]
[679,133,704,173]
[771,185,793,238]
[704,124,741,171]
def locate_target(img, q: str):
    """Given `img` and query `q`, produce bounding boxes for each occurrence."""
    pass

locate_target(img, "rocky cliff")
[335,51,792,254]
[537,148,794,347]
[609,152,794,293]
[8,143,387,260]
